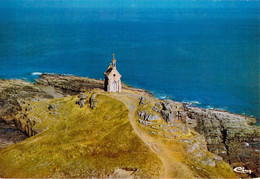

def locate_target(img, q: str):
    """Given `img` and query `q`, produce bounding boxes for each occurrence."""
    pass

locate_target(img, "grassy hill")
[0,93,163,177]
[0,89,236,178]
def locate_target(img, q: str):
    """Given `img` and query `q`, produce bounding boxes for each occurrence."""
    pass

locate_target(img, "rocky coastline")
[0,74,259,177]
[185,106,259,177]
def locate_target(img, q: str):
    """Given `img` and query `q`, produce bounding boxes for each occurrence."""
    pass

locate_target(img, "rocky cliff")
[136,97,259,177]
[0,79,53,123]
[35,74,150,95]
[185,106,259,177]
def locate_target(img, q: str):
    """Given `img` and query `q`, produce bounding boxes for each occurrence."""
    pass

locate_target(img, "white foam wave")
[182,100,201,106]
[32,72,42,75]
[206,105,214,109]
[32,72,74,76]
[206,105,228,111]
[157,95,168,99]
[190,100,201,105]
[156,94,173,100]
[61,73,73,76]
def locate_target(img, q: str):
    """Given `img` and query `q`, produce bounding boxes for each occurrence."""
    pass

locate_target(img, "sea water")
[0,4,259,120]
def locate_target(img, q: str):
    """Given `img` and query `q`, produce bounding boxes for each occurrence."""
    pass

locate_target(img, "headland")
[0,74,259,178]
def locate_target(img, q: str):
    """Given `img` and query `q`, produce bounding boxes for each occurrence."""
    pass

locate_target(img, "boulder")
[76,99,86,108]
[161,110,174,122]
[48,104,56,110]
[161,101,171,111]
[76,93,88,108]
[90,93,98,109]
[139,96,146,105]
[78,93,88,100]
[138,119,152,126]
[151,114,160,120]
[138,110,160,121]
[152,106,160,112]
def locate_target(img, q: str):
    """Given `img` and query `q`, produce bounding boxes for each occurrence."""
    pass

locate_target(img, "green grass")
[0,94,163,177]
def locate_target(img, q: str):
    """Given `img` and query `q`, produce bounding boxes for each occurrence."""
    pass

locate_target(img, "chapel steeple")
[112,54,116,68]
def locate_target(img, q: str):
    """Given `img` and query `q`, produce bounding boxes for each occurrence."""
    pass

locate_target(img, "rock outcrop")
[76,93,88,108]
[139,96,146,105]
[36,74,151,95]
[185,106,259,177]
[36,74,104,95]
[89,93,98,109]
[138,110,160,121]
[0,79,52,124]
[146,99,259,177]
[0,122,27,150]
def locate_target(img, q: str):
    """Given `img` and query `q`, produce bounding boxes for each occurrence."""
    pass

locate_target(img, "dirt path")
[108,91,174,177]
[107,90,196,178]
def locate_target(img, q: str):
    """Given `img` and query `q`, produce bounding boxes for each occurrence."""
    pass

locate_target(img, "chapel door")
[111,81,117,92]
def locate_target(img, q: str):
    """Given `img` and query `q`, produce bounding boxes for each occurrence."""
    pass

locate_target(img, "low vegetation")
[0,94,163,177]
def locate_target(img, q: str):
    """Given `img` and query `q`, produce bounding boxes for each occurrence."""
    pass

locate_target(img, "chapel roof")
[105,65,113,75]
[104,54,121,77]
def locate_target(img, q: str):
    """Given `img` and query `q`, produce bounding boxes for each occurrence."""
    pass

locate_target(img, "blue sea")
[0,3,259,120]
